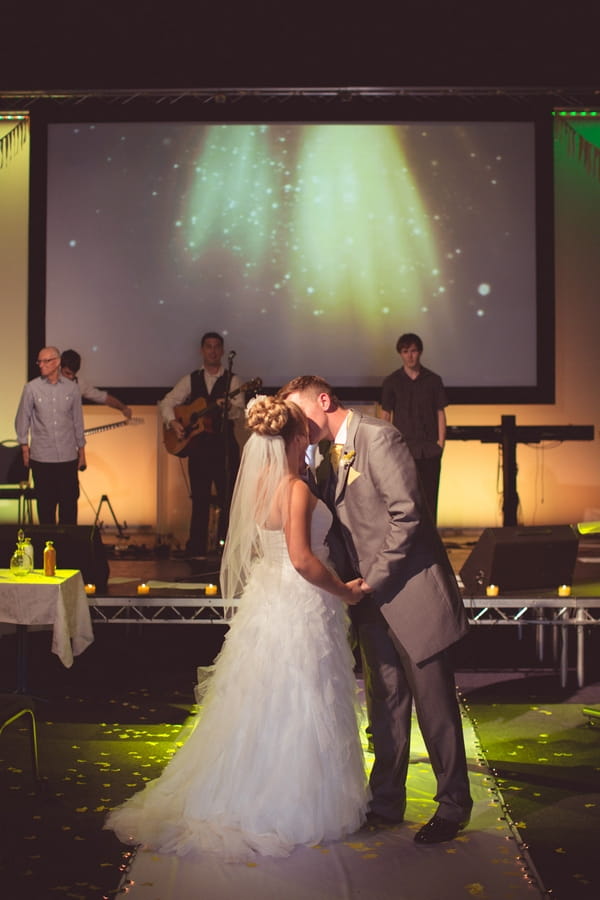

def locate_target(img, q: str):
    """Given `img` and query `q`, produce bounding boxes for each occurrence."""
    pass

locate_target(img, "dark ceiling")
[1,2,599,94]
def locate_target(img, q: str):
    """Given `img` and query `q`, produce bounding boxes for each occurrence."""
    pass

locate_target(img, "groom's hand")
[343,578,365,605]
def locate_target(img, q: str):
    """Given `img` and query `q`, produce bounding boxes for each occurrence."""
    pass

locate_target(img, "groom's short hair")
[278,375,330,397]
[278,375,341,407]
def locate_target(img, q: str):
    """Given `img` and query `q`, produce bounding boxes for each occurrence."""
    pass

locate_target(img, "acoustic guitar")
[84,417,144,436]
[163,378,262,457]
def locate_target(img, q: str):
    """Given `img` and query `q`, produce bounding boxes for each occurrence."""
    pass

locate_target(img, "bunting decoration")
[0,118,29,169]
[555,116,600,182]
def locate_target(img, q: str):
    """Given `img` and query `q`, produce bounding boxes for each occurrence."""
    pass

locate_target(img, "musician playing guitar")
[159,332,245,558]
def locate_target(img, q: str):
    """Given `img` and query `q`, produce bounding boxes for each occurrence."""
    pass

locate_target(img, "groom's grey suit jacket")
[320,410,467,665]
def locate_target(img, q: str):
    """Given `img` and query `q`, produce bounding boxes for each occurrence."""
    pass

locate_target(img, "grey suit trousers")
[355,601,472,824]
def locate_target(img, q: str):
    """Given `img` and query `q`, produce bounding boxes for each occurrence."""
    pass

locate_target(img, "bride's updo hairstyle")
[246,396,307,446]
[222,396,308,602]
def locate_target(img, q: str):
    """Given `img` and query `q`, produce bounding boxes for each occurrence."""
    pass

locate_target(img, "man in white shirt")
[159,333,244,557]
[15,347,86,524]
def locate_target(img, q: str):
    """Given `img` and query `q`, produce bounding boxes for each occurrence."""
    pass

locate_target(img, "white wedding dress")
[105,499,369,861]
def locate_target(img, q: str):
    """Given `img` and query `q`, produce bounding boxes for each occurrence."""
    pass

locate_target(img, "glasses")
[36,357,58,365]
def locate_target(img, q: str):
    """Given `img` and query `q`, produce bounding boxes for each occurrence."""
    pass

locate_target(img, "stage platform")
[87,530,600,687]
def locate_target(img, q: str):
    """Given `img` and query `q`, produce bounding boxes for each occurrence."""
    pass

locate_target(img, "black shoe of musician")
[414,814,468,844]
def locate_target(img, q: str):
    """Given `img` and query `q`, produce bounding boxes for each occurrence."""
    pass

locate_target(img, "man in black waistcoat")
[160,333,244,557]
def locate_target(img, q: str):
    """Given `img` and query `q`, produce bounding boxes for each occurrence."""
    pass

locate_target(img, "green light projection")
[181,124,440,338]
[293,125,439,331]
[185,124,276,266]
[43,119,540,388]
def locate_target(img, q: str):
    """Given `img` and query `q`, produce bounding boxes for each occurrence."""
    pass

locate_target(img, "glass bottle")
[22,537,34,572]
[43,540,56,576]
[10,531,32,576]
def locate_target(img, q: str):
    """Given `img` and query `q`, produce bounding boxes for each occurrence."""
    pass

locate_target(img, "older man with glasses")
[15,347,86,525]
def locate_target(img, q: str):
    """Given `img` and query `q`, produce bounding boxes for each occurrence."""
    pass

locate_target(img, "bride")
[105,395,369,861]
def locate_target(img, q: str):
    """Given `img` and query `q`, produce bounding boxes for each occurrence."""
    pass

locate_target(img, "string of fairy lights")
[460,690,551,897]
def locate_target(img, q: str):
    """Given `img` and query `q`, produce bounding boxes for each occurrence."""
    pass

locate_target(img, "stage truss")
[88,593,600,687]
[1,84,599,112]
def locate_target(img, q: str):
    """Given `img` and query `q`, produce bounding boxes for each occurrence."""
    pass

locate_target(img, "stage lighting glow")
[45,120,539,393]
[555,109,600,118]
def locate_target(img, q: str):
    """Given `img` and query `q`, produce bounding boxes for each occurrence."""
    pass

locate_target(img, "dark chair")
[0,440,36,524]
[0,693,40,781]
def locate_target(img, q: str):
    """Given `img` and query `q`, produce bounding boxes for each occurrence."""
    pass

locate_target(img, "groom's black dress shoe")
[414,814,468,844]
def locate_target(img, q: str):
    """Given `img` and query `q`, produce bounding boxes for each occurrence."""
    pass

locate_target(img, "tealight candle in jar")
[558,584,571,597]
[205,584,218,596]
[137,583,151,595]
[486,584,500,598]
[84,584,96,595]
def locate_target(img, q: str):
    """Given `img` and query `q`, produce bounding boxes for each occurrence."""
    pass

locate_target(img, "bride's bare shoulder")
[289,476,317,508]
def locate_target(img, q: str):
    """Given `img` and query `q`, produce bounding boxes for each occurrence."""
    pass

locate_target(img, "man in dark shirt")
[381,333,447,525]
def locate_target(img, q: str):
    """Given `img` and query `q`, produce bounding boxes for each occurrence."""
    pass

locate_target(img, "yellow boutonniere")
[341,450,356,467]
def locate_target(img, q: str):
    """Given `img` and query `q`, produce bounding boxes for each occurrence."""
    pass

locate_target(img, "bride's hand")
[343,578,364,605]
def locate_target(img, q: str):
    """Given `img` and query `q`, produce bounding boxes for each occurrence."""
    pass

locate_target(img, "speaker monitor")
[459,525,579,595]
[0,524,110,590]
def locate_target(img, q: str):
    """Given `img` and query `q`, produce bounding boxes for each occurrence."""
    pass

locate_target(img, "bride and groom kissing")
[106,375,472,859]
[281,375,472,845]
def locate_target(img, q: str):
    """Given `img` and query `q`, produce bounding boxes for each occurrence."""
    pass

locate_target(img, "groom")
[279,375,472,843]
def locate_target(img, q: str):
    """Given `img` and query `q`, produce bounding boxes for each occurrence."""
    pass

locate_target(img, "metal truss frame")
[90,596,229,626]
[1,84,599,110]
[89,594,600,686]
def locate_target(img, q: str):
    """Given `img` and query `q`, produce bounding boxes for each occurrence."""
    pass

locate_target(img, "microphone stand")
[221,351,236,550]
